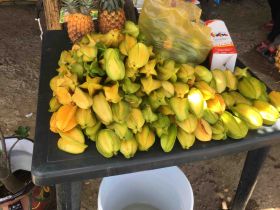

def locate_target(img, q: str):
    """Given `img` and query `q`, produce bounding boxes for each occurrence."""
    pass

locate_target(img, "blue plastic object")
[214,0,221,5]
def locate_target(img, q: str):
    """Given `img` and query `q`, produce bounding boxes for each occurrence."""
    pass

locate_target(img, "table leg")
[231,147,270,210]
[56,181,82,210]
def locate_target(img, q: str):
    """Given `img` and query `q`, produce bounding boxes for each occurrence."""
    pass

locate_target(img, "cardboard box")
[206,20,237,71]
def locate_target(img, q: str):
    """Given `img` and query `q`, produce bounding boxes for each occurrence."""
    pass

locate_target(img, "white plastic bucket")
[98,166,194,210]
[0,138,33,172]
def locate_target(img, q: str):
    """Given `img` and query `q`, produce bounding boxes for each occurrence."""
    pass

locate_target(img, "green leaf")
[87,61,105,77]
[96,42,107,57]
[14,126,30,139]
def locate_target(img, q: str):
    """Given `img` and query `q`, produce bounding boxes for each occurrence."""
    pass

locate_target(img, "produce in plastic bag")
[139,0,212,64]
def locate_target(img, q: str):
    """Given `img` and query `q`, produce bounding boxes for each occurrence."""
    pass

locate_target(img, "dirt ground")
[0,0,280,209]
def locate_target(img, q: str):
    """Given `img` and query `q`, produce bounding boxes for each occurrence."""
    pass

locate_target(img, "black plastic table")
[31,30,280,210]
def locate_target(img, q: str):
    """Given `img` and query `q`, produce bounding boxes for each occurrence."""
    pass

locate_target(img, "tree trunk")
[44,0,62,30]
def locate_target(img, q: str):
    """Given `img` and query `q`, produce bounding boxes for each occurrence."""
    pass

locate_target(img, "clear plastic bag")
[139,0,212,64]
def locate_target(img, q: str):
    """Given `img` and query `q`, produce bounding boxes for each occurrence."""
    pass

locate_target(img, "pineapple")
[62,0,95,43]
[98,0,126,34]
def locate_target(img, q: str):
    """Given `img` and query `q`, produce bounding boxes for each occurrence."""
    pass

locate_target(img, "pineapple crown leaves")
[80,0,95,7]
[62,0,81,13]
[80,0,97,14]
[99,0,125,12]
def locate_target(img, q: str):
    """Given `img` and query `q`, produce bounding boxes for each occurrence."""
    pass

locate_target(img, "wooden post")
[44,0,62,30]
